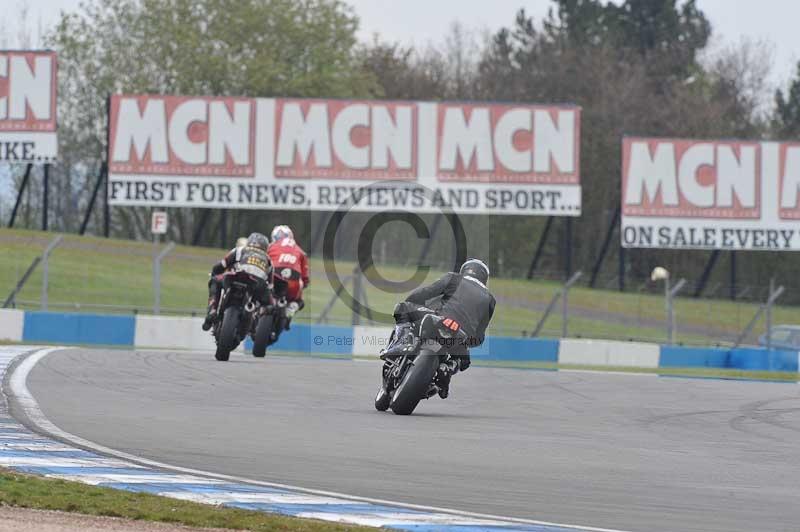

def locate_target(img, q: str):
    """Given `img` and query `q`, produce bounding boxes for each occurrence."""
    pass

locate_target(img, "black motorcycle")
[251,296,287,357]
[375,314,468,415]
[251,275,303,357]
[212,266,265,361]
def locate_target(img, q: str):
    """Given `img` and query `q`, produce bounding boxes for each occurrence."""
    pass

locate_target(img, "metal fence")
[1,230,795,348]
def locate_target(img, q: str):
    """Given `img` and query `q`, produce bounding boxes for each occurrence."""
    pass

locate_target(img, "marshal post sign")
[107,95,581,215]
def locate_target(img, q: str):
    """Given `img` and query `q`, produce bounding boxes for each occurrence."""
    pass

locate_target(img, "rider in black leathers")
[385,258,496,398]
[202,232,272,331]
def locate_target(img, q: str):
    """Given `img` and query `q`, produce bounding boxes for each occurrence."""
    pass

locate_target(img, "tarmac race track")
[25,349,800,532]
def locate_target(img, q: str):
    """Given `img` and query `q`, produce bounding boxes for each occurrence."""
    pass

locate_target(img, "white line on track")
[7,346,632,532]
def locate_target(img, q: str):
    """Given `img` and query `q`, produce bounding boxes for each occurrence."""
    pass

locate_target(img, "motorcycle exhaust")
[244,301,257,313]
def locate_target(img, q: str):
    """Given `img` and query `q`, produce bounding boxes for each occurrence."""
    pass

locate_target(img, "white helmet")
[271,225,294,243]
[236,237,248,248]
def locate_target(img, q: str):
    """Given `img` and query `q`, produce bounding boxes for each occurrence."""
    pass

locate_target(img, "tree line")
[4,0,800,300]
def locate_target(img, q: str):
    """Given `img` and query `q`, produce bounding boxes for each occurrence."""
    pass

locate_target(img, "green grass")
[0,467,372,531]
[0,227,794,345]
[468,360,800,381]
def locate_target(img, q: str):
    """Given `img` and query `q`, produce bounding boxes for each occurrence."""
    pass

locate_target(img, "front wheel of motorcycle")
[215,307,241,361]
[374,386,391,411]
[252,313,274,358]
[390,349,439,415]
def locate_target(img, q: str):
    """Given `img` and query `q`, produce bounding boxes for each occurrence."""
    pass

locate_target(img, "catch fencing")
[0,229,795,348]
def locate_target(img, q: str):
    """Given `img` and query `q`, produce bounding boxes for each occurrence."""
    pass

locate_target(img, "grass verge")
[351,354,798,381]
[1,227,790,345]
[0,467,372,531]
[469,360,800,382]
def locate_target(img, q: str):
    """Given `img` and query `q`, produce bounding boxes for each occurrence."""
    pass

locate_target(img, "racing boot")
[437,359,459,399]
[285,301,300,331]
[202,299,217,331]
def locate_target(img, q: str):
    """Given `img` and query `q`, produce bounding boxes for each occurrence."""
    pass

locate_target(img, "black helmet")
[460,258,489,285]
[247,232,269,252]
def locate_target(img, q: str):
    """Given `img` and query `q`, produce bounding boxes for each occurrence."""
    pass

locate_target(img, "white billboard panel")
[108,95,581,215]
[0,50,57,162]
[622,137,800,250]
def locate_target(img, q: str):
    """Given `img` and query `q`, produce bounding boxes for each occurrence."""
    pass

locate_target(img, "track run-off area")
[9,347,800,532]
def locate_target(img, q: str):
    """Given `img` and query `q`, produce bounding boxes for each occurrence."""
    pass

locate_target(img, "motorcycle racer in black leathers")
[384,258,496,398]
[202,232,272,331]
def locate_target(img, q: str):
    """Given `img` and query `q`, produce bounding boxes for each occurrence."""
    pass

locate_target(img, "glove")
[286,301,300,318]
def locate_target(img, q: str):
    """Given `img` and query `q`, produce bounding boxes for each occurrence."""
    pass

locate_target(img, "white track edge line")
[7,346,632,532]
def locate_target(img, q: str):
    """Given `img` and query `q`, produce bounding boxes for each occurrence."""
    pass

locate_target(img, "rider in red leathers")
[267,225,309,333]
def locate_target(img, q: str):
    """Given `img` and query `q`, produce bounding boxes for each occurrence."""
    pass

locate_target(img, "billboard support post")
[729,251,737,301]
[219,210,228,248]
[79,163,107,235]
[564,217,573,279]
[693,250,720,298]
[589,206,620,288]
[527,217,554,279]
[42,164,50,231]
[191,210,211,246]
[561,270,583,338]
[103,169,110,237]
[7,164,33,228]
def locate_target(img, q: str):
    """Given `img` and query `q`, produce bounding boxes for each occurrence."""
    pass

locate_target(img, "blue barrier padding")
[729,347,798,372]
[23,312,135,346]
[659,346,730,368]
[659,345,799,372]
[243,324,354,356]
[472,336,559,362]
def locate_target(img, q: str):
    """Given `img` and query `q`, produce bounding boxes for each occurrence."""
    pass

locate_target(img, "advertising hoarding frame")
[2,49,58,231]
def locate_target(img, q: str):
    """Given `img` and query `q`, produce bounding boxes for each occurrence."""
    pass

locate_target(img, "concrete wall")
[559,339,660,368]
[0,309,24,342]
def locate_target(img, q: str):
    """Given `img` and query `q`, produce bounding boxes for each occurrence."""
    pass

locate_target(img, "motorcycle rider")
[266,225,310,335]
[382,258,495,398]
[202,232,272,331]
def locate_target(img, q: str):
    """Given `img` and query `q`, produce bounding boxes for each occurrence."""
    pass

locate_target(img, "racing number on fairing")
[245,255,268,272]
[278,253,298,264]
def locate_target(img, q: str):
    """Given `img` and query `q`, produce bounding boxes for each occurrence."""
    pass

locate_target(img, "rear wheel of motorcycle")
[390,350,439,415]
[374,386,391,411]
[215,307,240,361]
[252,314,274,358]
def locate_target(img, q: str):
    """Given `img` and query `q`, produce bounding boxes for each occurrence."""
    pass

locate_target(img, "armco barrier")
[8,310,800,374]
[0,309,24,342]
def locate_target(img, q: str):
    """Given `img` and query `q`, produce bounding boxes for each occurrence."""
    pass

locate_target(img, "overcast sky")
[9,0,799,91]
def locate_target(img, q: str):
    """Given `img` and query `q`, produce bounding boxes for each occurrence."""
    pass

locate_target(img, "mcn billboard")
[622,137,800,250]
[108,95,581,215]
[0,50,57,162]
